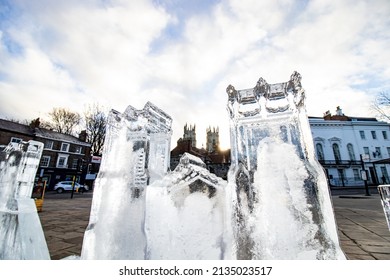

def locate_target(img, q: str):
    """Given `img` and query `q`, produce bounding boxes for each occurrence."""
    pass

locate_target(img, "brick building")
[0,118,92,190]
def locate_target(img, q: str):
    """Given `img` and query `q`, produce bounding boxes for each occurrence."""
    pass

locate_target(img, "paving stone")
[340,244,368,255]
[36,192,390,260]
[47,240,75,252]
[359,245,390,254]
[371,253,390,260]
[347,254,376,260]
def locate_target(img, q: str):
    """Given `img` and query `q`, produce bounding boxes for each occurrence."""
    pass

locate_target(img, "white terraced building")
[309,107,390,187]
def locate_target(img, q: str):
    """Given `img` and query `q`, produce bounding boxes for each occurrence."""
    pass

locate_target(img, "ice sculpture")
[227,71,346,259]
[0,141,50,260]
[377,185,390,230]
[145,153,230,259]
[81,102,172,259]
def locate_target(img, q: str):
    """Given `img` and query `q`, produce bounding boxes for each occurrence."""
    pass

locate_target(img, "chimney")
[336,106,343,116]
[323,110,331,120]
[29,118,40,129]
[79,130,87,142]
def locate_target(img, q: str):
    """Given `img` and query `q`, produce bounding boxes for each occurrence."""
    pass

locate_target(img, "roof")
[0,119,32,136]
[308,116,379,122]
[0,118,90,146]
[34,128,90,146]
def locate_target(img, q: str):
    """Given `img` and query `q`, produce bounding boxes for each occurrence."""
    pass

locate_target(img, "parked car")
[54,181,89,193]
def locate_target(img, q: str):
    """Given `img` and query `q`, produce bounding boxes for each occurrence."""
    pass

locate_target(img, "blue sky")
[1,0,390,149]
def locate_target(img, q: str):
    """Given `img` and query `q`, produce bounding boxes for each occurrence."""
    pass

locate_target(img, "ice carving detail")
[227,72,345,259]
[0,141,50,260]
[81,102,172,260]
[79,72,344,260]
[145,153,229,259]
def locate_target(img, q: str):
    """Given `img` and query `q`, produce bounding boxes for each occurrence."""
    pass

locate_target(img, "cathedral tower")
[183,123,197,148]
[206,126,219,153]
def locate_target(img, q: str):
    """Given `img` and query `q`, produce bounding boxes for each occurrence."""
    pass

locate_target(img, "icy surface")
[227,72,346,259]
[145,153,230,259]
[80,107,230,259]
[378,185,390,230]
[0,141,50,260]
[80,73,345,260]
[81,102,172,259]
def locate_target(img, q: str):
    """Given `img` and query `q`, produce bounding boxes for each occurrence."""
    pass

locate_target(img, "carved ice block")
[227,72,346,259]
[145,153,229,259]
[0,141,50,260]
[81,102,172,260]
[378,185,390,230]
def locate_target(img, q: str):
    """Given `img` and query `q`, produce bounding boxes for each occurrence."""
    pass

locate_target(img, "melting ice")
[0,141,50,260]
[378,185,390,230]
[227,72,346,259]
[146,153,229,259]
[80,72,345,260]
[81,102,172,259]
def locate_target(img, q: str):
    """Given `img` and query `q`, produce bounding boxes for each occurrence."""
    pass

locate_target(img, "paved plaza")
[37,190,390,260]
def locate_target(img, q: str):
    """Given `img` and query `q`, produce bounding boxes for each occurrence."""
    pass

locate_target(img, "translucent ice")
[378,185,390,230]
[0,141,50,260]
[227,72,346,259]
[81,102,172,259]
[145,153,230,259]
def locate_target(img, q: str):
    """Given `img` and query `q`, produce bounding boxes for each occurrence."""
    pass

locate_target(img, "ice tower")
[145,153,229,259]
[227,72,345,259]
[0,141,50,260]
[81,102,172,259]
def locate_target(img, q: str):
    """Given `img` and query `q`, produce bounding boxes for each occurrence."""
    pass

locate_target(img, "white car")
[54,181,89,193]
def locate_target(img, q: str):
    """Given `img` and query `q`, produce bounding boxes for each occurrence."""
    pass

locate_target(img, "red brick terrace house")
[0,118,92,190]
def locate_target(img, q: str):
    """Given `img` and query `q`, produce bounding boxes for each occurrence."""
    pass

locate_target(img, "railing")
[318,160,362,166]
[328,177,365,187]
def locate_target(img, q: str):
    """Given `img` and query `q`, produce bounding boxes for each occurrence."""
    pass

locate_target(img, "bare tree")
[47,108,81,135]
[84,104,107,156]
[372,92,390,121]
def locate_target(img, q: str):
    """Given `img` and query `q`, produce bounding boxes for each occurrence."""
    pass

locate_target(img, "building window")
[387,147,390,157]
[374,147,382,158]
[74,146,82,154]
[371,131,377,140]
[359,131,366,140]
[40,156,50,167]
[316,143,324,161]
[10,137,22,143]
[353,169,360,180]
[347,143,356,161]
[56,154,69,168]
[383,131,388,140]
[44,140,53,149]
[332,143,341,162]
[363,147,370,156]
[57,157,66,167]
[61,143,70,152]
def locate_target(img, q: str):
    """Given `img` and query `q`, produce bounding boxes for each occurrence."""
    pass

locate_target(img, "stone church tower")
[183,123,197,147]
[206,126,219,152]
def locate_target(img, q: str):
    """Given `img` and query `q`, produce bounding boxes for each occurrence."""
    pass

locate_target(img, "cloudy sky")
[1,0,389,149]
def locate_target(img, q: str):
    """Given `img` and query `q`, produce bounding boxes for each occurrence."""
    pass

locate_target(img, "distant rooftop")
[309,106,379,122]
[0,118,91,146]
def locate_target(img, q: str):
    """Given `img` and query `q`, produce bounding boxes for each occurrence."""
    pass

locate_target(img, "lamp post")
[360,154,371,196]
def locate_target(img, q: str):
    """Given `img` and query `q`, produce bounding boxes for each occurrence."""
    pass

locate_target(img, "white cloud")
[1,0,389,150]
